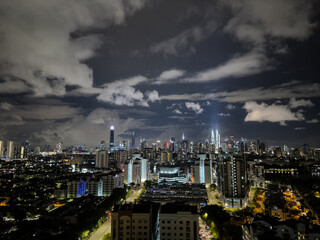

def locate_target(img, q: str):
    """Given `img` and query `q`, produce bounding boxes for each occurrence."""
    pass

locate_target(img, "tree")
[102,233,111,240]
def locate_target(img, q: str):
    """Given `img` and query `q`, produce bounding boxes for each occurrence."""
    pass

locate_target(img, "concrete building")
[111,204,153,240]
[101,171,124,196]
[217,154,248,208]
[96,150,109,168]
[193,154,213,185]
[67,178,89,198]
[115,150,128,169]
[160,151,172,164]
[159,204,199,240]
[0,141,4,158]
[124,154,150,185]
[158,166,187,183]
[6,141,14,159]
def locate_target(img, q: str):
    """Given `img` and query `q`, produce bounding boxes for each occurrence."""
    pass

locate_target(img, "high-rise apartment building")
[0,141,4,158]
[115,150,128,170]
[217,154,248,208]
[193,154,213,185]
[67,178,89,198]
[6,141,14,159]
[124,154,149,184]
[95,150,109,168]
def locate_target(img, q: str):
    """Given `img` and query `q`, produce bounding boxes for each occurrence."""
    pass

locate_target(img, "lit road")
[89,217,111,240]
[89,190,141,240]
[125,189,141,203]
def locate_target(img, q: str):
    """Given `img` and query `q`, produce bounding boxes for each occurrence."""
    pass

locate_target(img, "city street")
[89,189,141,240]
[89,217,111,240]
[199,217,215,240]
[125,189,141,203]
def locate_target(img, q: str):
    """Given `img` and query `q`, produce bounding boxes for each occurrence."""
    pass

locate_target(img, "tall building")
[193,154,213,185]
[211,130,215,145]
[124,154,150,184]
[131,130,135,150]
[217,154,248,208]
[210,129,221,150]
[95,150,109,168]
[6,141,14,159]
[160,151,172,164]
[170,137,175,153]
[109,125,115,152]
[0,141,4,158]
[115,150,128,169]
[67,178,89,198]
[140,138,146,150]
[159,204,199,240]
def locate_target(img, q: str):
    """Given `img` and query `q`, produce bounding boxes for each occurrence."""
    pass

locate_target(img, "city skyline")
[0,0,320,147]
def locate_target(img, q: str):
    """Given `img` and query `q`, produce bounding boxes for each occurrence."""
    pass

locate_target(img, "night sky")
[0,0,319,147]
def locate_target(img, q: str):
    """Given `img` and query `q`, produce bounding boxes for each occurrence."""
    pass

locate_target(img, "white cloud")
[289,98,314,108]
[206,101,211,106]
[182,50,271,83]
[145,90,161,103]
[185,102,203,114]
[217,113,231,117]
[0,0,146,96]
[150,20,217,55]
[0,102,14,111]
[97,75,159,107]
[172,109,183,115]
[243,101,305,126]
[226,104,235,110]
[224,0,316,45]
[153,69,185,85]
[306,119,319,124]
[97,85,148,107]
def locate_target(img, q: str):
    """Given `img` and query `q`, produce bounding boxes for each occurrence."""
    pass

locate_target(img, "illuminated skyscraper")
[211,130,215,144]
[131,130,135,149]
[109,125,115,152]
[6,141,14,159]
[215,129,220,149]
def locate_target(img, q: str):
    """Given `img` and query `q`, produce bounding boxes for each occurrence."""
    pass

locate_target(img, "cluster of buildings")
[56,171,124,199]
[2,126,320,239]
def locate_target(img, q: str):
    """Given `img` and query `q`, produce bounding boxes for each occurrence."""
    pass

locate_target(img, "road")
[89,189,141,240]
[125,189,141,203]
[89,217,111,240]
[199,217,214,240]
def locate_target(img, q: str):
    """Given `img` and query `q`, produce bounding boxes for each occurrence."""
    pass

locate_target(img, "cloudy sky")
[0,0,320,147]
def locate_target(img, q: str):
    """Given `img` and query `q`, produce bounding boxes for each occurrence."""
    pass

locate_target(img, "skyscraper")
[109,125,115,152]
[131,130,135,149]
[217,154,248,208]
[6,141,14,159]
[0,141,4,158]
[211,130,215,144]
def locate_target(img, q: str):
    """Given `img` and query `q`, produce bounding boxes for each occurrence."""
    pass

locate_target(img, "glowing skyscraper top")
[109,125,115,152]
